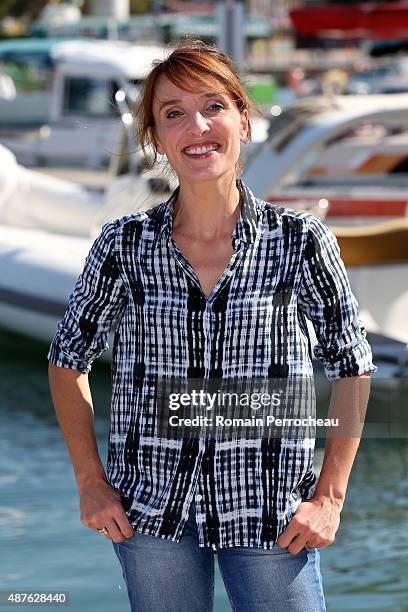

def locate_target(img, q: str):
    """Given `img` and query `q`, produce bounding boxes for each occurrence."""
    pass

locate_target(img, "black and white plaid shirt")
[48,180,376,550]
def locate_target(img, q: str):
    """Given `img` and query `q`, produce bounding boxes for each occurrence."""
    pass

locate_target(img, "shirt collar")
[153,179,263,247]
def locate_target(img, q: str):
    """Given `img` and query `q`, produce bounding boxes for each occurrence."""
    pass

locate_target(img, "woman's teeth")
[184,144,220,155]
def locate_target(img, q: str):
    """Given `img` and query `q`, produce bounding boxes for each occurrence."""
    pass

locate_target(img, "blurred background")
[0,1,407,610]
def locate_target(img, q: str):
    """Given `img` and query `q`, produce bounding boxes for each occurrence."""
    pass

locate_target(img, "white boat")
[0,225,90,342]
[0,139,176,237]
[1,39,168,168]
[0,38,62,127]
[243,94,408,225]
[0,144,102,236]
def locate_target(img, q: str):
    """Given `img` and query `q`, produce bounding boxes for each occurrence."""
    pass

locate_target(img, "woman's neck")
[173,176,242,242]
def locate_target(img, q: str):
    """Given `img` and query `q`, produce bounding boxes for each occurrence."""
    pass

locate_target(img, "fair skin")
[48,74,371,551]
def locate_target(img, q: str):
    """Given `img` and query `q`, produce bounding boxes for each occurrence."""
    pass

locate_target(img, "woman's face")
[151,74,249,185]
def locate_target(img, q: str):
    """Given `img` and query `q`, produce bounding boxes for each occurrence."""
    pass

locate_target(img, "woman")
[48,40,376,612]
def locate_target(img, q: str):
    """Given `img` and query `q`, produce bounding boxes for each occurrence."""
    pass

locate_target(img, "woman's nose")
[186,111,210,135]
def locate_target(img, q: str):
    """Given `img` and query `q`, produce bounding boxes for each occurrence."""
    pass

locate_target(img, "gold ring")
[97,527,108,536]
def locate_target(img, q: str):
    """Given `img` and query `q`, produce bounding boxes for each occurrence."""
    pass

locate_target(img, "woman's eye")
[167,110,182,119]
[166,103,224,119]
[208,103,224,111]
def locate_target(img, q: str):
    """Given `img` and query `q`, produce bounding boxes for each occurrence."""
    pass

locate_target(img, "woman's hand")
[276,495,342,555]
[78,479,134,543]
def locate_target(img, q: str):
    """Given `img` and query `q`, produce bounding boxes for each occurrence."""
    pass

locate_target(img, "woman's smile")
[183,141,221,158]
[183,146,221,159]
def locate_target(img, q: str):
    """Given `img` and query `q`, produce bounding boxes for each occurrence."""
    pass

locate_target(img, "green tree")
[0,0,49,20]
[130,0,150,14]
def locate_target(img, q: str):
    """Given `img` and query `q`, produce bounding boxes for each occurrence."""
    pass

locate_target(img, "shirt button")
[196,494,203,501]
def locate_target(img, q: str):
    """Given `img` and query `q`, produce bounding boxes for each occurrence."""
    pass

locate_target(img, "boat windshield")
[266,98,336,153]
[280,118,408,190]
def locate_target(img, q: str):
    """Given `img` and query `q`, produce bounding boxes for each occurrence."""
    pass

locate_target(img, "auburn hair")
[134,39,258,173]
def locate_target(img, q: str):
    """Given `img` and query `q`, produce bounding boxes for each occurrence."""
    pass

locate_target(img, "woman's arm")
[48,363,133,543]
[47,220,132,542]
[313,371,371,505]
[277,372,371,554]
[277,216,377,554]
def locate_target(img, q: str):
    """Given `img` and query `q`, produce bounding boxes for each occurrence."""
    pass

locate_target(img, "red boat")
[290,2,408,40]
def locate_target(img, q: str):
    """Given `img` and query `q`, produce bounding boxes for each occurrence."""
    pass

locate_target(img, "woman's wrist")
[76,470,108,493]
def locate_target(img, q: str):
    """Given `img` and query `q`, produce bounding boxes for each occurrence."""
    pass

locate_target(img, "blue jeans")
[112,501,326,612]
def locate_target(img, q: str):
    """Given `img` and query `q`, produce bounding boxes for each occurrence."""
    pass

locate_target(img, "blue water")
[1,329,408,611]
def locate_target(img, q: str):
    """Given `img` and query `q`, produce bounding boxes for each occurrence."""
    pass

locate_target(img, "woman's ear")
[239,109,250,143]
[150,126,165,155]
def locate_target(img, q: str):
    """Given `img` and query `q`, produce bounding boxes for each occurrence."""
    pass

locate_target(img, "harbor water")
[1,329,408,612]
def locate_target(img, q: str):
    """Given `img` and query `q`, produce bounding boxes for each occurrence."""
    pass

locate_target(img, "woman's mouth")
[183,143,221,158]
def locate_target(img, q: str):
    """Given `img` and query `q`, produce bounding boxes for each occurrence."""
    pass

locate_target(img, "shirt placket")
[166,234,248,549]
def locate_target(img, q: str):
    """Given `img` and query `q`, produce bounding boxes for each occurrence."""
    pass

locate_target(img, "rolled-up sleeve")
[47,220,127,373]
[298,216,377,380]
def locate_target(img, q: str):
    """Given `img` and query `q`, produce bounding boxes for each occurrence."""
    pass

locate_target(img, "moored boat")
[243,94,408,225]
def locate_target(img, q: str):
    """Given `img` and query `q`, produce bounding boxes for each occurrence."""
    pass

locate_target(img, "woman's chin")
[176,164,237,183]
